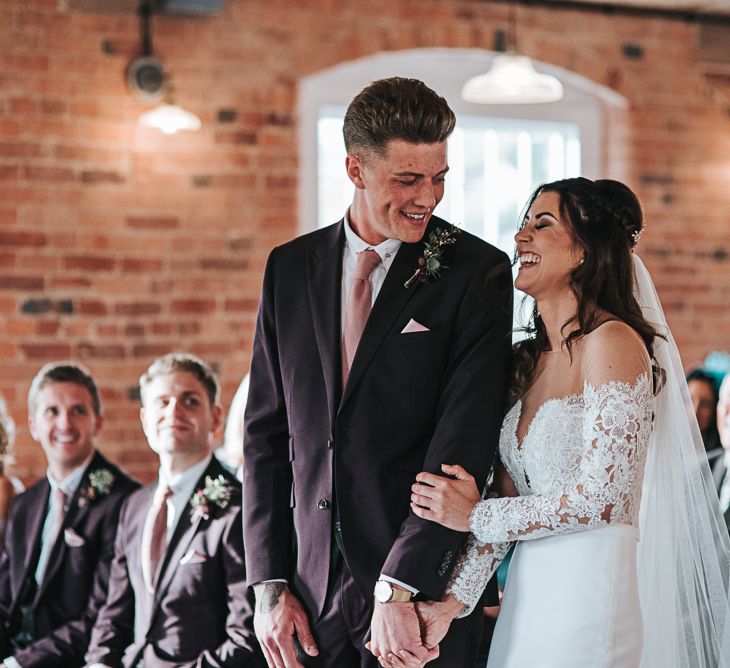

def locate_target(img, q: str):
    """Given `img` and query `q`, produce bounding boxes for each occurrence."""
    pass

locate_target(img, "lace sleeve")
[469,375,653,544]
[444,535,512,617]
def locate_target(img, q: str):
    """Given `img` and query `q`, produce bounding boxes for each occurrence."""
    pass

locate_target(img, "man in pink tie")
[0,362,139,668]
[84,353,264,668]
[244,77,513,667]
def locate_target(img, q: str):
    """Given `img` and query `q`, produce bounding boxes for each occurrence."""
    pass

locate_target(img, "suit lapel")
[13,483,49,610]
[149,459,228,616]
[307,222,345,428]
[339,235,423,411]
[33,452,105,602]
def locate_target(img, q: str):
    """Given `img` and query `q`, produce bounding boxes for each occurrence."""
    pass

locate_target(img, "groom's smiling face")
[346,138,448,245]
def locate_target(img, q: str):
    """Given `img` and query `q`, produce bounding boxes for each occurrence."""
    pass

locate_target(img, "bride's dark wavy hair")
[511,177,661,405]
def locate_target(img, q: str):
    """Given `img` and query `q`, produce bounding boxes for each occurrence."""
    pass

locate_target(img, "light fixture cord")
[508,0,518,53]
[139,0,154,57]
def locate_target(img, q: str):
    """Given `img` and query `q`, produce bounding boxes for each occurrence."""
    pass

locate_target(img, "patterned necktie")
[342,249,382,385]
[142,485,173,594]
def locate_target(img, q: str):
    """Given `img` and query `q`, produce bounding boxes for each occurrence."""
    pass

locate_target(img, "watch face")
[374,580,392,603]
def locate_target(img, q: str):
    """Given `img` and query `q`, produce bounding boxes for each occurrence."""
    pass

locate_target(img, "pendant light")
[461,2,563,105]
[127,0,201,134]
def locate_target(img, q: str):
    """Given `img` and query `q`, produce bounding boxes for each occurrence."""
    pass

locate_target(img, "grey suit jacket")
[85,457,263,668]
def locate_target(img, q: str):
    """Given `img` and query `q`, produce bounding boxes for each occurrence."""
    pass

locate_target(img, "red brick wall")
[1,0,728,483]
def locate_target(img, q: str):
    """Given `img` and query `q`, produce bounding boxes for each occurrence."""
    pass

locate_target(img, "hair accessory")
[631,226,643,246]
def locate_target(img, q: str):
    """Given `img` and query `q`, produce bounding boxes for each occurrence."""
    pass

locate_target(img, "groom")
[243,77,512,666]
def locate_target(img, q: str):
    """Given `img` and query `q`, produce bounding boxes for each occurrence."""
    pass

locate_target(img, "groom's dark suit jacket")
[0,449,139,667]
[243,216,513,617]
[85,456,264,668]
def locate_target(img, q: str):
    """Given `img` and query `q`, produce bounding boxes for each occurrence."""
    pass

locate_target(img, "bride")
[394,178,730,667]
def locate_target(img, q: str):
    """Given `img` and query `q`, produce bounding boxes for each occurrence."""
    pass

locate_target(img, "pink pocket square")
[64,528,85,547]
[400,318,430,334]
[180,549,208,565]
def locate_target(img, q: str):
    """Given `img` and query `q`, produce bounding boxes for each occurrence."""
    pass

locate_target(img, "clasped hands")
[366,464,481,666]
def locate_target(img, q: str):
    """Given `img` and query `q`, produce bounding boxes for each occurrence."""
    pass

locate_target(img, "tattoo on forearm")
[254,582,286,613]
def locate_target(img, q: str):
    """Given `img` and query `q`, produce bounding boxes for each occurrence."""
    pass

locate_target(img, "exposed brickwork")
[0,0,728,484]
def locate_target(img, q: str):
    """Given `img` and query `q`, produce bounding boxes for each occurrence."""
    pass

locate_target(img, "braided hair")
[511,177,660,405]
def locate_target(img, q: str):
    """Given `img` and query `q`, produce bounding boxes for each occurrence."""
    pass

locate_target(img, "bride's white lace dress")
[447,372,654,667]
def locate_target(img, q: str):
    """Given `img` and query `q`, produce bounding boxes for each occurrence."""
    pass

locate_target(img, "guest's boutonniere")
[78,468,115,508]
[404,226,462,288]
[189,475,233,523]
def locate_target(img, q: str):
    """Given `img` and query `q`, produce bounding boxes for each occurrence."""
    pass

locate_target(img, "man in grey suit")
[85,353,263,668]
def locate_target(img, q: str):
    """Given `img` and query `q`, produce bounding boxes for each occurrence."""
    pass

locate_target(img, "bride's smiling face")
[514,190,584,301]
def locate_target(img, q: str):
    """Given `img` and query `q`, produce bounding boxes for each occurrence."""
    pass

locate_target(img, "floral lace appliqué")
[445,374,653,615]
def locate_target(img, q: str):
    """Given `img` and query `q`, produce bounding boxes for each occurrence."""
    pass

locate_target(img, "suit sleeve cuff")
[379,574,419,595]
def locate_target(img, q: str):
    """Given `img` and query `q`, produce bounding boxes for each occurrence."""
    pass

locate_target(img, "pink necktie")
[342,249,381,384]
[142,485,173,593]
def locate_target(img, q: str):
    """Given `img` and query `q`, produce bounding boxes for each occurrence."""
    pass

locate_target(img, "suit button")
[317,499,329,510]
[327,439,333,449]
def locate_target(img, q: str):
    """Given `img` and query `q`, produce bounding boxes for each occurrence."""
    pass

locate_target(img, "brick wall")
[1,0,729,483]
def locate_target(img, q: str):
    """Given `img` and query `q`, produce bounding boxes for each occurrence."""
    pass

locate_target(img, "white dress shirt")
[341,210,402,331]
[151,454,212,545]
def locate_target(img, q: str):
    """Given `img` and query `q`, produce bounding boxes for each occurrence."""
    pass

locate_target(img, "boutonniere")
[78,468,115,508]
[404,226,461,288]
[189,475,233,523]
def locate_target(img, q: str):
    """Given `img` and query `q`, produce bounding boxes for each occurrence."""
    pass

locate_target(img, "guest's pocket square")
[180,549,208,565]
[401,318,430,334]
[64,528,85,547]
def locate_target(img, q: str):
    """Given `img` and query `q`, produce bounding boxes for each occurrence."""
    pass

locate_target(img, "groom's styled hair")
[343,77,455,158]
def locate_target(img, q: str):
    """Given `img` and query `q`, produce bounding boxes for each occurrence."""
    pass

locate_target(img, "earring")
[579,256,585,265]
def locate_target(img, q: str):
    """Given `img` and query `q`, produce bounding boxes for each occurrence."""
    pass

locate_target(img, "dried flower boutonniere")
[78,468,115,508]
[189,474,233,523]
[404,226,461,288]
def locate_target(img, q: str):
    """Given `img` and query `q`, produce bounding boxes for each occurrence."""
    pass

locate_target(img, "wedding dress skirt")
[487,523,642,668]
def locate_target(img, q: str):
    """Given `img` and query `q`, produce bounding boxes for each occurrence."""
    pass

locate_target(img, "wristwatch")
[374,579,413,603]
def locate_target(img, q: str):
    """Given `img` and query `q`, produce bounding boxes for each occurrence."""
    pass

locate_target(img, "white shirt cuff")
[379,574,419,595]
[4,658,22,668]
[86,664,113,668]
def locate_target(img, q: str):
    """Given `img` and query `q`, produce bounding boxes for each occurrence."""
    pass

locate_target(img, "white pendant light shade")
[138,103,201,134]
[462,54,564,105]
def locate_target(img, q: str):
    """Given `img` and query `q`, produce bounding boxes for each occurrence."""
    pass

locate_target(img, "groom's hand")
[367,600,430,664]
[253,582,318,668]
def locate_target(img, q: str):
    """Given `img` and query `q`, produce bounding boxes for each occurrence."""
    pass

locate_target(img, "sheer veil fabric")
[633,254,730,667]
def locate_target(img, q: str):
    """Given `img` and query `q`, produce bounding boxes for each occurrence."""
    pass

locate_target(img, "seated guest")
[0,398,25,546]
[686,367,722,461]
[714,374,730,533]
[85,353,263,668]
[0,362,140,668]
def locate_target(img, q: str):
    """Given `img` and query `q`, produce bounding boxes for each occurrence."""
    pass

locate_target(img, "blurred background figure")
[0,397,24,546]
[686,368,722,463]
[217,374,249,481]
[713,375,730,534]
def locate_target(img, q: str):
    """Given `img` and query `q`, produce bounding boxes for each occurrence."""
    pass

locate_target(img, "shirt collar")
[343,209,401,262]
[46,450,95,496]
[158,454,212,497]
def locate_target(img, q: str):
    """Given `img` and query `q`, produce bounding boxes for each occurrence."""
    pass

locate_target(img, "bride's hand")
[415,597,463,649]
[410,464,480,531]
